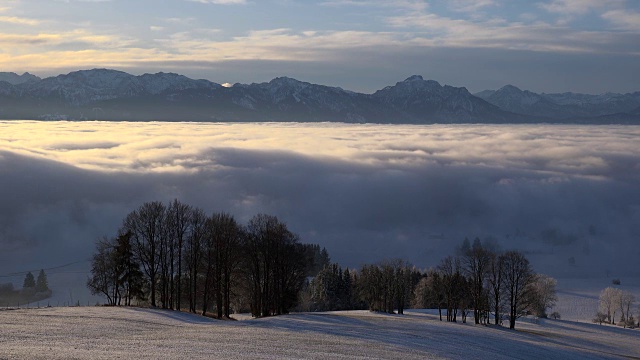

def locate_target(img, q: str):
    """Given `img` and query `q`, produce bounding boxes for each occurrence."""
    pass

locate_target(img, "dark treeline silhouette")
[88,201,555,328]
[87,200,329,317]
[303,238,555,329]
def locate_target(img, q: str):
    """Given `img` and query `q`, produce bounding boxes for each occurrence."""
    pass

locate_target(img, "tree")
[438,256,465,322]
[215,214,243,318]
[36,269,49,293]
[309,263,351,311]
[618,290,635,326]
[166,199,192,310]
[243,214,308,317]
[114,231,145,306]
[599,287,621,324]
[501,251,534,329]
[200,212,243,317]
[527,274,557,318]
[23,271,36,289]
[184,207,207,313]
[487,252,504,325]
[122,201,167,307]
[462,238,493,324]
[412,276,430,309]
[87,237,119,305]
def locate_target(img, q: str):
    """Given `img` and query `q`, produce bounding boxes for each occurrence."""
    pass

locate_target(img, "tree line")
[88,201,555,329]
[87,200,328,318]
[303,238,556,329]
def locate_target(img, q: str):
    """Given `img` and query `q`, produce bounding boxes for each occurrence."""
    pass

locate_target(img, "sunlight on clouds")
[0,122,637,181]
[0,16,41,26]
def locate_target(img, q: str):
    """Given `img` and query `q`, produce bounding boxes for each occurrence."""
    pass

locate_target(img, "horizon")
[0,1,639,94]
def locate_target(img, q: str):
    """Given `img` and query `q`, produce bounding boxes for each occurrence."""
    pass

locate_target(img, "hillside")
[1,306,639,359]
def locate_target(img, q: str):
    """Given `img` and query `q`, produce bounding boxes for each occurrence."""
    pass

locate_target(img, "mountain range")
[0,69,638,124]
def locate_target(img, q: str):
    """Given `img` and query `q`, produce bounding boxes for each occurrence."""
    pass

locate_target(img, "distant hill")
[475,84,640,123]
[0,68,637,124]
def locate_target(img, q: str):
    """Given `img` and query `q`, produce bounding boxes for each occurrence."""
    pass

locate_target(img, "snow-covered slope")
[1,307,638,359]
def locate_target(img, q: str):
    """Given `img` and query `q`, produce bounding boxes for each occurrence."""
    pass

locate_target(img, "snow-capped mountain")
[20,69,220,106]
[0,72,40,85]
[0,69,637,123]
[372,76,526,123]
[207,77,395,122]
[476,85,640,121]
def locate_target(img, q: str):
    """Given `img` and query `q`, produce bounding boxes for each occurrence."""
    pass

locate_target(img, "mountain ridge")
[0,69,637,124]
[474,84,640,121]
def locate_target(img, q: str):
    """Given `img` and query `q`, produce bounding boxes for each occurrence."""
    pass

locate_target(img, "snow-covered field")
[551,277,640,322]
[1,306,639,359]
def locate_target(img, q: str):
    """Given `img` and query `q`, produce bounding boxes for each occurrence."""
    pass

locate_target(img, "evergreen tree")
[36,269,49,292]
[23,271,36,288]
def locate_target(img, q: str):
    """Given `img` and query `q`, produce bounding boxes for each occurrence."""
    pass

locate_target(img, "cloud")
[1,122,639,284]
[602,9,640,30]
[538,0,624,15]
[187,0,247,4]
[0,15,41,26]
[449,0,496,13]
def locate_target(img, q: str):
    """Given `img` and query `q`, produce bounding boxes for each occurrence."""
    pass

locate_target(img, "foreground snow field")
[1,307,639,359]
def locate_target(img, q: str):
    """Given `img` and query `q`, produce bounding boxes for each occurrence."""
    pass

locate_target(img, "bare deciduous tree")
[527,274,557,318]
[122,201,167,307]
[599,287,621,324]
[462,238,493,324]
[501,251,534,329]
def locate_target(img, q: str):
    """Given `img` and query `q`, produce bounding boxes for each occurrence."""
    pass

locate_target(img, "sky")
[1,122,639,292]
[0,0,639,93]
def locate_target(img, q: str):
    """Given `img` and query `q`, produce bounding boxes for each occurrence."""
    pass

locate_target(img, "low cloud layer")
[1,122,639,284]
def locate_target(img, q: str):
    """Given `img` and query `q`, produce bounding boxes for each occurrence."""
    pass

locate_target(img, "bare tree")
[87,237,119,305]
[501,251,534,329]
[462,238,493,324]
[166,199,192,311]
[243,214,307,317]
[184,207,207,313]
[487,252,504,325]
[599,287,621,324]
[122,201,167,307]
[201,212,242,318]
[618,290,635,325]
[527,274,557,318]
[438,256,464,322]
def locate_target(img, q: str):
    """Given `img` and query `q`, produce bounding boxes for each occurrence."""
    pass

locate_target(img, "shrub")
[593,312,607,325]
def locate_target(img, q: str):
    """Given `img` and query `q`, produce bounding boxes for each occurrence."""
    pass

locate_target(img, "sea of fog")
[1,121,639,297]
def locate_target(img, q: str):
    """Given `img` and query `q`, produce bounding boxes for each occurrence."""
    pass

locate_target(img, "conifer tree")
[36,269,49,292]
[23,271,36,289]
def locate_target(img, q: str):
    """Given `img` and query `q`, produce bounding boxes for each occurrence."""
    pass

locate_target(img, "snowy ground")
[551,277,640,322]
[1,306,639,359]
